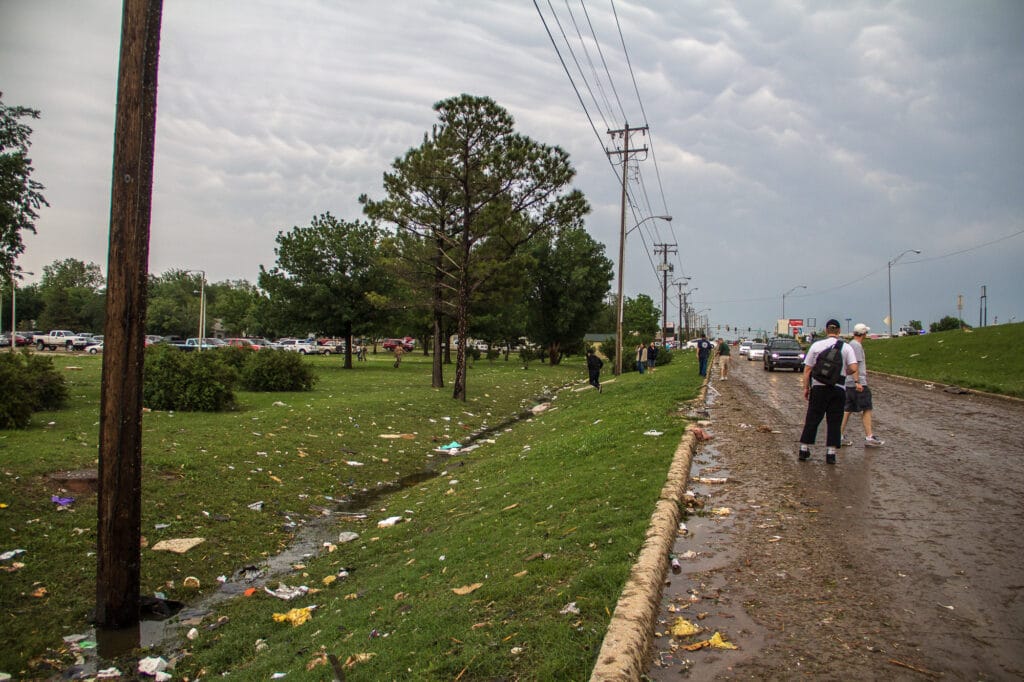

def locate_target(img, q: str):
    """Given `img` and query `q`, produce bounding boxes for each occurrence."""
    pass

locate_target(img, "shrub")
[486,347,501,362]
[519,346,536,366]
[0,352,67,429]
[240,349,316,392]
[0,354,34,429]
[143,345,237,411]
[218,345,251,371]
[656,348,673,366]
[600,336,617,369]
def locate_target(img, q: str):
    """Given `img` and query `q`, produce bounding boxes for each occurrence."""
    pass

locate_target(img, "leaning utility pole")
[653,243,676,342]
[607,123,647,375]
[96,0,163,629]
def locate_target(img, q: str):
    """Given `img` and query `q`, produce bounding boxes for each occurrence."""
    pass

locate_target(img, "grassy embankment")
[0,350,704,679]
[865,322,1024,398]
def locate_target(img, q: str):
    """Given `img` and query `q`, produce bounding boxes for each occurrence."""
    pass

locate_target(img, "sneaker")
[826,452,837,465]
[864,435,884,447]
[798,448,810,462]
[841,435,853,447]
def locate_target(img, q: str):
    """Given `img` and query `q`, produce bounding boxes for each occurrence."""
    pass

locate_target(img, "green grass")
[865,322,1024,398]
[0,350,703,679]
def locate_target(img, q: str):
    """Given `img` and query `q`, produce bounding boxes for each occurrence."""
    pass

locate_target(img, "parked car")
[763,337,805,372]
[247,338,277,350]
[382,338,415,352]
[34,330,91,351]
[277,338,319,354]
[225,338,257,351]
[738,340,752,356]
[746,342,766,361]
[1,332,32,347]
[85,341,104,354]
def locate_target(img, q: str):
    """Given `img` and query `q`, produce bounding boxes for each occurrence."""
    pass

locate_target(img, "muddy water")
[647,356,1024,680]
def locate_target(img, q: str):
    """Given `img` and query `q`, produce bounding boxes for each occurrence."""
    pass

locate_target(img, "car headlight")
[798,353,805,359]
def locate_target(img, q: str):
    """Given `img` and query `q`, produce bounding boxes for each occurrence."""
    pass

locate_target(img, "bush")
[656,348,673,366]
[143,345,237,411]
[0,354,34,429]
[930,316,969,333]
[600,336,617,369]
[218,345,251,371]
[518,346,537,366]
[240,349,317,392]
[0,352,68,429]
[486,347,501,362]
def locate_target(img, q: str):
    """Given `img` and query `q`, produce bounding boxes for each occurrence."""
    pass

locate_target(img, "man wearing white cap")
[841,323,884,447]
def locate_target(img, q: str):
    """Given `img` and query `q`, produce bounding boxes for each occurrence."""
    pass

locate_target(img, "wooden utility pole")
[653,243,676,341]
[607,124,647,375]
[96,0,163,628]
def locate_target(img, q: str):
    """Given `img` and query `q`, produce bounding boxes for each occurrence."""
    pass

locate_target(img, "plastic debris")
[452,582,483,595]
[247,501,264,511]
[151,537,205,554]
[559,601,580,615]
[138,656,168,676]
[345,460,365,467]
[683,631,738,651]
[670,618,702,637]
[1,549,26,561]
[264,583,309,601]
[377,516,404,528]
[344,653,376,668]
[680,550,697,559]
[711,507,732,516]
[51,495,74,507]
[643,430,664,436]
[272,605,316,626]
[437,441,461,451]
[96,668,122,679]
[695,477,727,484]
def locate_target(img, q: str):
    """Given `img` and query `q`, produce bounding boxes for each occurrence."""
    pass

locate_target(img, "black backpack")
[811,339,845,386]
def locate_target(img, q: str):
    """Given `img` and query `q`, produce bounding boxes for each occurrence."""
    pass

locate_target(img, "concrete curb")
[590,374,710,681]
[871,371,1024,405]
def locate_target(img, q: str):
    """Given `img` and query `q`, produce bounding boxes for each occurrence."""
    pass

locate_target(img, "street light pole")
[887,249,920,338]
[185,270,206,350]
[615,214,672,375]
[781,285,807,327]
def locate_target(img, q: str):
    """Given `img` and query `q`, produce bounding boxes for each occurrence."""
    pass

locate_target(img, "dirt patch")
[47,468,98,494]
[646,357,1024,680]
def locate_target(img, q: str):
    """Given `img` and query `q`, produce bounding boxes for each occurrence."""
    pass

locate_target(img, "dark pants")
[698,354,709,376]
[800,385,846,448]
[588,370,601,389]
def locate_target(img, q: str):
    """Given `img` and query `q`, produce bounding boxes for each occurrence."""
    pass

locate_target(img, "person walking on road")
[635,343,648,374]
[840,323,884,448]
[586,348,604,392]
[696,334,713,377]
[717,338,731,380]
[798,319,859,464]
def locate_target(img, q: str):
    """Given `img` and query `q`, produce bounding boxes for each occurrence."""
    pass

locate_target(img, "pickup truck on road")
[34,330,90,351]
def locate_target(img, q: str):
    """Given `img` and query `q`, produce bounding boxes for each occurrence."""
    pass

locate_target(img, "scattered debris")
[559,601,580,615]
[643,430,664,436]
[452,582,483,595]
[694,476,727,484]
[670,618,701,637]
[272,605,316,626]
[377,516,404,528]
[683,631,738,651]
[337,531,360,543]
[183,576,200,588]
[247,501,264,511]
[265,583,309,601]
[151,537,205,554]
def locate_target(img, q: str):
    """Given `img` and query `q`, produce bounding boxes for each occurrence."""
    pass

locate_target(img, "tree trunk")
[452,284,469,401]
[547,341,561,365]
[431,242,444,387]
[96,0,163,630]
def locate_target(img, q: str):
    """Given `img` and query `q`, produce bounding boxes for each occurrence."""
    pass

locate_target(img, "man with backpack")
[798,319,859,464]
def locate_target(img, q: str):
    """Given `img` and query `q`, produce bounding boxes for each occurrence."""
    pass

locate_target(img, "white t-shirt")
[803,336,858,388]
[844,339,867,388]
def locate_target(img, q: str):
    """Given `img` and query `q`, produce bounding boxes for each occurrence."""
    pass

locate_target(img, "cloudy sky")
[2,0,1022,335]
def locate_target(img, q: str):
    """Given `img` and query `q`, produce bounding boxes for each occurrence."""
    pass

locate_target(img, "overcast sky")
[2,0,1022,335]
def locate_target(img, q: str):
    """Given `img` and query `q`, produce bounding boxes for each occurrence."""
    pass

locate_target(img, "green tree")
[526,227,613,364]
[363,94,588,400]
[146,270,205,338]
[930,315,969,333]
[908,320,923,332]
[623,294,661,343]
[589,294,618,335]
[1,93,49,280]
[206,279,263,337]
[36,258,106,331]
[259,213,388,368]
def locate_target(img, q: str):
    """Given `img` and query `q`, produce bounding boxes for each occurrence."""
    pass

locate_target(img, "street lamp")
[887,249,921,338]
[683,287,698,340]
[184,270,206,350]
[9,269,34,354]
[615,214,672,376]
[781,285,806,323]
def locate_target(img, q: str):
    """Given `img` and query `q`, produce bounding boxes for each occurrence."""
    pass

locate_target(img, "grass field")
[0,350,704,679]
[865,322,1024,398]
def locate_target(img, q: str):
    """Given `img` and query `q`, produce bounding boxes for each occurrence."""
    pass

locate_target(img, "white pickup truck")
[34,330,91,351]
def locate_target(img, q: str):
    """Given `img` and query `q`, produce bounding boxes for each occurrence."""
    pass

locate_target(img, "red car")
[382,338,415,352]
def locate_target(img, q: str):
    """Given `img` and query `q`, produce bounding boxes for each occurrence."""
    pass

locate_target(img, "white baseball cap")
[853,323,870,335]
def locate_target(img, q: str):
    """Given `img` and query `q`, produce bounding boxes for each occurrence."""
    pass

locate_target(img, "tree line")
[4,94,668,400]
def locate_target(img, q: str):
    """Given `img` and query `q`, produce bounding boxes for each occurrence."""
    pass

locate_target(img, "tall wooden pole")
[95,0,163,628]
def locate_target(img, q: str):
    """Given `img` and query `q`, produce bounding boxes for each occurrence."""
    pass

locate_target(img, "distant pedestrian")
[798,319,859,464]
[392,344,404,368]
[717,338,731,380]
[647,342,659,372]
[696,334,713,377]
[586,348,604,392]
[840,323,884,448]
[635,343,648,374]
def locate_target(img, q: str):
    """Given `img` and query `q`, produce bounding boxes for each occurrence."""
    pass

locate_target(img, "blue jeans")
[698,354,709,376]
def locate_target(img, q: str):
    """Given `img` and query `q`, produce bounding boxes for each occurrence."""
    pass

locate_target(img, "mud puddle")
[646,436,767,679]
